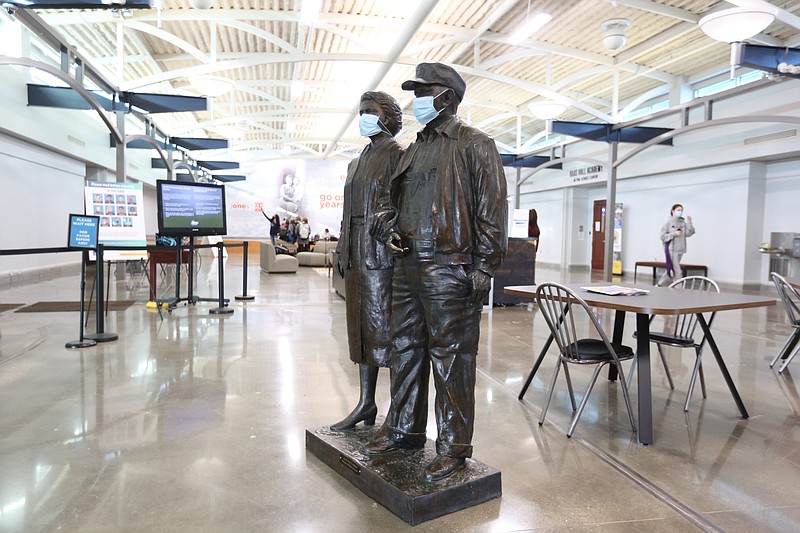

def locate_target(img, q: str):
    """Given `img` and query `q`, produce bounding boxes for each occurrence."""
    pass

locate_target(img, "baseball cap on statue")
[401,62,466,102]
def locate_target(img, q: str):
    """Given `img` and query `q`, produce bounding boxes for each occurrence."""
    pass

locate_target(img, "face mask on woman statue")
[359,114,389,137]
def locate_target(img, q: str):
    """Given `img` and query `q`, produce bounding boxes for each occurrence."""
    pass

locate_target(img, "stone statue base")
[305,423,501,525]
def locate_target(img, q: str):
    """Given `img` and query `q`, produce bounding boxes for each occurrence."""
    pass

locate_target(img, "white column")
[743,161,767,287]
[562,187,590,271]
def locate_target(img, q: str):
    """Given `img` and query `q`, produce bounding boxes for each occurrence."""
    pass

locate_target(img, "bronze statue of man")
[330,91,404,431]
[366,63,508,482]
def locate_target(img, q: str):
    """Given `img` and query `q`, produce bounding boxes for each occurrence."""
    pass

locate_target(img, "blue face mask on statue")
[675,210,683,218]
[359,114,385,137]
[412,89,449,125]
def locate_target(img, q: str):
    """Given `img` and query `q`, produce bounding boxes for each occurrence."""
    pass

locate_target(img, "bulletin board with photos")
[84,181,147,260]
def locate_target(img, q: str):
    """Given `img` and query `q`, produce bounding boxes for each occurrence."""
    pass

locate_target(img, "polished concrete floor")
[1,252,799,532]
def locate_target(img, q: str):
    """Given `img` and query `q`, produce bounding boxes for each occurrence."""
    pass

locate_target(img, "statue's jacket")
[337,134,404,271]
[375,115,508,276]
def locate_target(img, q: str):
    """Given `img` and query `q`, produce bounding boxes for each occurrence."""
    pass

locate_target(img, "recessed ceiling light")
[528,101,567,120]
[698,7,776,43]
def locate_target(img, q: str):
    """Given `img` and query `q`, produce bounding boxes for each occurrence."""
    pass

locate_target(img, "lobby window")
[527,135,562,151]
[0,13,22,57]
[694,70,763,98]
[624,100,669,121]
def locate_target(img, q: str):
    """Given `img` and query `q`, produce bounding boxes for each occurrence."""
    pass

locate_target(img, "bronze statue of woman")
[330,91,403,430]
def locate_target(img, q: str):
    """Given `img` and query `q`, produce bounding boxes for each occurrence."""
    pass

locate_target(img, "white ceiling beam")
[481,32,616,67]
[517,130,550,152]
[751,33,786,47]
[44,9,674,82]
[121,50,617,122]
[220,20,300,54]
[444,0,519,60]
[478,50,547,71]
[119,53,390,90]
[615,21,697,63]
[552,66,611,91]
[478,32,673,83]
[174,107,359,133]
[618,39,719,95]
[619,84,671,117]
[312,20,395,54]
[493,139,518,153]
[242,137,363,146]
[128,48,637,123]
[124,20,209,64]
[35,3,767,158]
[38,10,496,36]
[322,0,441,157]
[606,0,699,22]
[453,99,521,114]
[455,65,614,122]
[473,111,519,129]
[114,19,207,141]
[234,87,290,109]
[404,36,472,56]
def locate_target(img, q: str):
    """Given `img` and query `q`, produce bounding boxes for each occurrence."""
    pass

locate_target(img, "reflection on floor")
[1,253,799,532]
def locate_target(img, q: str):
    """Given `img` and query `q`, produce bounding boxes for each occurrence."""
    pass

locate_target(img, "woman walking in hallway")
[658,203,695,286]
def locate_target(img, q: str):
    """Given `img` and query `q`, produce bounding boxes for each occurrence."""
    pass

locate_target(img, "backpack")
[156,234,179,247]
[299,223,310,240]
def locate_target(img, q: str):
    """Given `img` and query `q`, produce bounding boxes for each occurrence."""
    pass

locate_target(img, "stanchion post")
[188,237,197,304]
[66,249,97,349]
[174,244,182,302]
[210,241,233,315]
[235,241,255,301]
[86,243,118,342]
[96,243,104,328]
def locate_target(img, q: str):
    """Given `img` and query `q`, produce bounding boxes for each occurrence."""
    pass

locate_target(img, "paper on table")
[581,285,650,296]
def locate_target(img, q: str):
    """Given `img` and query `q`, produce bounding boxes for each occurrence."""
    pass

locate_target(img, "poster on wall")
[612,203,623,275]
[510,209,529,238]
[223,158,349,240]
[84,181,147,261]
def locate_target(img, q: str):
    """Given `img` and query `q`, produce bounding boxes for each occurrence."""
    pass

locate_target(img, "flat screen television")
[156,180,227,237]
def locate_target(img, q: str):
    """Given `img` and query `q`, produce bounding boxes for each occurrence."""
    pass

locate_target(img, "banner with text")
[224,158,350,240]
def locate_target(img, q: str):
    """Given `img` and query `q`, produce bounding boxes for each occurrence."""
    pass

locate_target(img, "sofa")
[260,241,299,273]
[297,240,337,267]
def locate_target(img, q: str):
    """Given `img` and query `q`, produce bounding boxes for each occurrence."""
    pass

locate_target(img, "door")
[591,199,606,271]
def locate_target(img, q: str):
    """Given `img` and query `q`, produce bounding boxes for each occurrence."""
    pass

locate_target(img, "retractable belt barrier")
[1,241,254,335]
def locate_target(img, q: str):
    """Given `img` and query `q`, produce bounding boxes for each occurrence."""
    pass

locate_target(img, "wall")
[522,157,797,286]
[0,133,85,279]
[518,188,564,267]
[0,64,161,187]
[516,78,800,287]
[764,160,800,234]
[1,58,797,285]
[613,164,756,284]
[141,183,158,237]
[223,158,350,240]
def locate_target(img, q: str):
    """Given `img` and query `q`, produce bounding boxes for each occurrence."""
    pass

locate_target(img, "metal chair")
[535,282,637,438]
[629,275,719,412]
[769,272,800,373]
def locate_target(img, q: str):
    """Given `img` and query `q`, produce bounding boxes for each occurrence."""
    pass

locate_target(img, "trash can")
[766,232,800,279]
[770,255,790,277]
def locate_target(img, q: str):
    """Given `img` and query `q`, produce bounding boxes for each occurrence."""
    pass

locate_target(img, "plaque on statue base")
[305,424,501,525]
